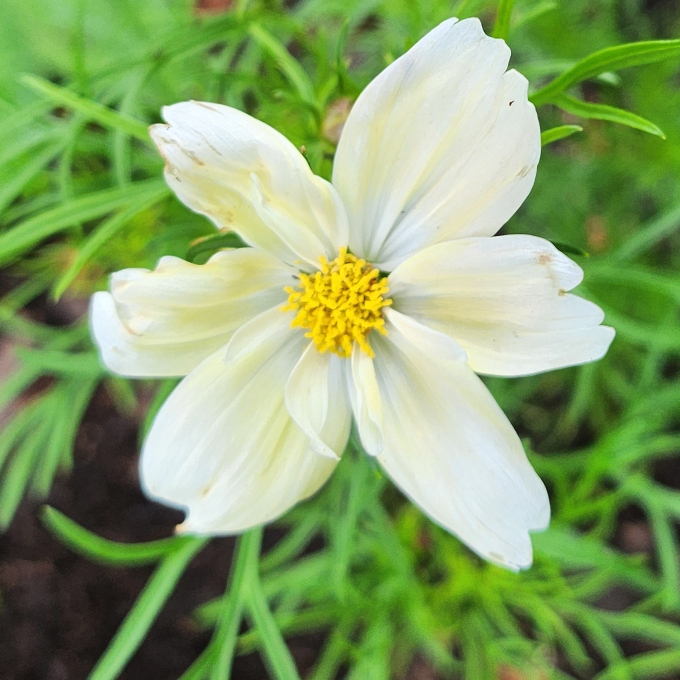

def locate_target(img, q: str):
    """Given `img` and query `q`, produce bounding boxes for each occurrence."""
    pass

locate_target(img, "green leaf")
[610,201,680,263]
[554,94,665,138]
[541,125,583,146]
[0,138,68,214]
[15,349,103,376]
[185,231,249,263]
[0,401,55,528]
[0,178,167,266]
[41,506,197,566]
[52,183,169,300]
[32,377,99,497]
[594,650,680,680]
[549,240,589,257]
[531,39,680,106]
[246,578,302,680]
[88,537,207,680]
[21,74,151,142]
[492,0,516,40]
[210,528,263,680]
[249,24,318,110]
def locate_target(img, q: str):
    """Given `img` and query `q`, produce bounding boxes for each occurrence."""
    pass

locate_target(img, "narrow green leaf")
[52,184,169,300]
[513,1,557,30]
[246,578,302,680]
[549,240,589,257]
[0,402,56,528]
[15,349,103,376]
[598,611,680,647]
[186,231,249,264]
[88,537,207,680]
[0,139,68,214]
[0,178,166,266]
[249,24,318,109]
[554,94,665,137]
[21,74,151,142]
[237,606,339,655]
[210,528,263,680]
[260,514,319,572]
[610,201,680,263]
[32,377,99,497]
[41,506,196,566]
[492,0,516,40]
[541,125,583,146]
[648,503,680,609]
[532,39,680,106]
[594,650,680,680]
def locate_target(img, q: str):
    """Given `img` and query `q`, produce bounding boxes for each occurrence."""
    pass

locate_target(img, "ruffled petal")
[372,315,549,570]
[140,308,346,534]
[389,235,615,377]
[332,18,540,270]
[285,343,352,460]
[90,249,294,377]
[151,101,348,266]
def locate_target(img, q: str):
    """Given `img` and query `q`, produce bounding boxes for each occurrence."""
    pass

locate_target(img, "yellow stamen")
[282,248,392,358]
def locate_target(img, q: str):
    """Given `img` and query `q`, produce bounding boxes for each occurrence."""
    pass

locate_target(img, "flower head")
[90,18,614,570]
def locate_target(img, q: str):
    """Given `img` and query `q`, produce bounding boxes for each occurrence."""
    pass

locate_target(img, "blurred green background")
[1,1,680,679]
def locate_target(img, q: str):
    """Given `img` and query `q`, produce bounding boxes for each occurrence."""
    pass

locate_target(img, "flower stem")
[210,527,263,680]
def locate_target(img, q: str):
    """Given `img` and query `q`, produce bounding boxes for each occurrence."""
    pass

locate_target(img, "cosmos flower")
[90,18,614,570]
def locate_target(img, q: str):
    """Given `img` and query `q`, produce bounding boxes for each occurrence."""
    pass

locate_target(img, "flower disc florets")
[283,248,392,358]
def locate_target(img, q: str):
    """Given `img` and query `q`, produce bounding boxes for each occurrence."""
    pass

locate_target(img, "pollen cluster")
[282,248,392,358]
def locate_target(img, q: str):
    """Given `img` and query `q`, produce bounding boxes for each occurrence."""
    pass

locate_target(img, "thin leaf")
[610,201,680,262]
[32,377,99,496]
[0,178,166,266]
[52,184,169,300]
[21,74,151,142]
[88,537,208,680]
[541,125,583,145]
[531,39,680,106]
[554,94,665,138]
[249,24,318,110]
[185,231,249,264]
[0,402,56,528]
[492,0,516,40]
[246,578,302,680]
[41,506,196,566]
[0,139,67,214]
[210,528,263,680]
[15,349,103,376]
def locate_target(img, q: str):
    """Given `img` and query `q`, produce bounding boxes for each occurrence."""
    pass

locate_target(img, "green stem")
[247,570,301,680]
[88,537,208,680]
[210,527,263,680]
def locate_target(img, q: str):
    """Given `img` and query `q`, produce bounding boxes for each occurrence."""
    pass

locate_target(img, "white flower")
[90,18,614,571]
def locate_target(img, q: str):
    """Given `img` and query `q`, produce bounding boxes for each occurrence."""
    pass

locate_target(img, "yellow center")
[282,248,392,358]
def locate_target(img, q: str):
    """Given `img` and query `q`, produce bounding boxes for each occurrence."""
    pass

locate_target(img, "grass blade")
[21,74,151,142]
[0,178,166,266]
[492,0,516,40]
[555,94,665,137]
[88,537,208,680]
[52,184,169,300]
[541,125,583,146]
[41,506,197,566]
[532,39,680,106]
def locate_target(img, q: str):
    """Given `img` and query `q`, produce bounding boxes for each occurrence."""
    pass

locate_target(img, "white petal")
[372,320,549,570]
[389,235,615,377]
[90,249,294,377]
[348,344,384,456]
[141,308,348,534]
[332,18,540,270]
[150,102,348,267]
[285,343,351,460]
